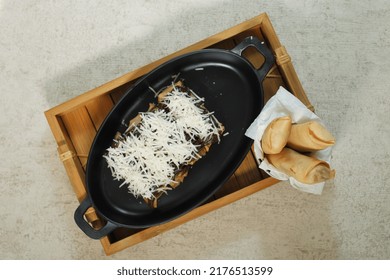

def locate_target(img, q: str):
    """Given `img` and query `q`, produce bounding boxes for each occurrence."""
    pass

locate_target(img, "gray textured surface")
[1,0,389,259]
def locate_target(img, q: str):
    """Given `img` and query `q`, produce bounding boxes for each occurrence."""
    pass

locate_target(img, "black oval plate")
[85,49,264,228]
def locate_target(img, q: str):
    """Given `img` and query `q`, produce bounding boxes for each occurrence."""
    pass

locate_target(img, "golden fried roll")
[287,121,335,152]
[261,116,292,154]
[266,148,335,184]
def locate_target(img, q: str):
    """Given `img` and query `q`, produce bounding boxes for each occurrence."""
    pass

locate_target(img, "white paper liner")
[245,86,333,194]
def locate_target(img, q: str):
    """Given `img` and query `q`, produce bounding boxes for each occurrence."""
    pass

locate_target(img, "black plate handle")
[74,197,117,239]
[231,36,275,82]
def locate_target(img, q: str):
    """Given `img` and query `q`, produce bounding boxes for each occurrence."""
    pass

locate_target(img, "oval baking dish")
[75,36,275,239]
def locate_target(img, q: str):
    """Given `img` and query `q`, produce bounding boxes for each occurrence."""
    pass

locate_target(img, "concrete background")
[1,0,389,259]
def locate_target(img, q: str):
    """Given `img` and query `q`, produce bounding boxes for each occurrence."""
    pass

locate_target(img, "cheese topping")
[104,83,223,200]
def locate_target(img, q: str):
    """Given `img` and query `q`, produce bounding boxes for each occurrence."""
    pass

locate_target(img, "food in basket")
[261,115,292,154]
[287,121,335,152]
[104,80,225,208]
[266,147,335,184]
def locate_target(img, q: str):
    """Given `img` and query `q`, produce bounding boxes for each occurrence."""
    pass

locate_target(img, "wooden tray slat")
[60,107,97,169]
[209,38,236,50]
[263,66,286,104]
[232,150,263,187]
[85,95,114,130]
[214,174,240,199]
[109,82,134,104]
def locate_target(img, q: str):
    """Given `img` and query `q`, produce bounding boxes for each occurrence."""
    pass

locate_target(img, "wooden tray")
[45,13,312,255]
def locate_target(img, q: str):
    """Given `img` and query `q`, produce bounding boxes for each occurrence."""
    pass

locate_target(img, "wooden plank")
[60,107,97,170]
[233,150,263,187]
[55,116,87,201]
[108,228,142,243]
[56,141,86,201]
[214,174,240,199]
[85,94,114,129]
[109,82,134,104]
[209,38,236,50]
[262,65,286,104]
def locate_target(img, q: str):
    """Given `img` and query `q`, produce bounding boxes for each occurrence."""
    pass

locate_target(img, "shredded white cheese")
[103,84,223,201]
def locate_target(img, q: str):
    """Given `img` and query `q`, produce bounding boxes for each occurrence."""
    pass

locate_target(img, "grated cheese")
[103,83,224,201]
